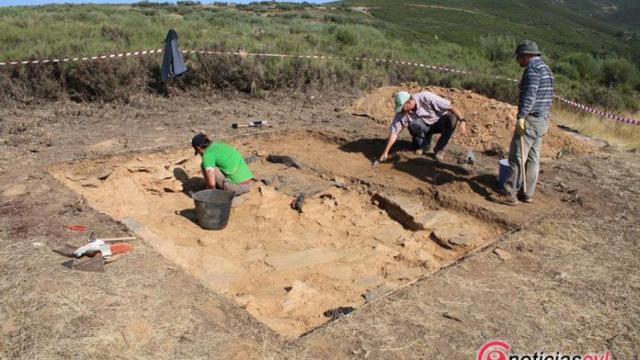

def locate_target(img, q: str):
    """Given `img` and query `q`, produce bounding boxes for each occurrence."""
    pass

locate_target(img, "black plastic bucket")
[191,189,234,230]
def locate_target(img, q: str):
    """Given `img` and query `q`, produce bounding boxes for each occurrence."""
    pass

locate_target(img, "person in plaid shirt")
[378,90,467,163]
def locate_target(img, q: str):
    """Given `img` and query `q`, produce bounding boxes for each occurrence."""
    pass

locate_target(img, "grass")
[554,107,640,150]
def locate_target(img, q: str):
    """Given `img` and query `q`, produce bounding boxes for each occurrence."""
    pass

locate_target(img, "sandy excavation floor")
[50,131,506,337]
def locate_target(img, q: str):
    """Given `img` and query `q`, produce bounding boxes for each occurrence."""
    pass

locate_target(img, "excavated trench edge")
[50,128,544,339]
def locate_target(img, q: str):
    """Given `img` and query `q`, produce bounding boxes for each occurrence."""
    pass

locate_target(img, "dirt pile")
[346,84,595,157]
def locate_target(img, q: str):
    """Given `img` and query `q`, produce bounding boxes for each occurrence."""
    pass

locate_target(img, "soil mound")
[346,84,594,157]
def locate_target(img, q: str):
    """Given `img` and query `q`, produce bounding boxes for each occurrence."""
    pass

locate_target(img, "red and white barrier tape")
[1,48,638,125]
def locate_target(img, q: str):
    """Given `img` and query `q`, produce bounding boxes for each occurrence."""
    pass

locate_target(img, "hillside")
[0,1,638,112]
[339,0,637,57]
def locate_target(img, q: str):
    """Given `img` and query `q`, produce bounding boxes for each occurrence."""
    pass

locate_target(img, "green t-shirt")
[201,142,254,184]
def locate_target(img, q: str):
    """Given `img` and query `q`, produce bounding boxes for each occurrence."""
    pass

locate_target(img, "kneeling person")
[379,90,467,162]
[191,133,255,195]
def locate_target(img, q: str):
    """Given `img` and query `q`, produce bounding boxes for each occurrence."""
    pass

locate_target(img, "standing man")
[492,40,554,205]
[378,90,467,163]
[191,133,255,195]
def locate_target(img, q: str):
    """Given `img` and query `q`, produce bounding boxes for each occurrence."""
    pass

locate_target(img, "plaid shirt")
[389,91,451,135]
[517,56,554,120]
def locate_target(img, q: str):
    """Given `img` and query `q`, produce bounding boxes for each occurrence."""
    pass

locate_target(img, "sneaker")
[434,151,445,163]
[489,193,518,206]
[520,196,533,204]
[414,149,424,156]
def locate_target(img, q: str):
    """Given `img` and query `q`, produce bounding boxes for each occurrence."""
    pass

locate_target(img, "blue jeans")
[408,113,458,153]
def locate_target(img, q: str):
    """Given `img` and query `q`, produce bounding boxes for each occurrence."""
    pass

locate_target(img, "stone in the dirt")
[174,157,189,165]
[332,176,346,186]
[127,165,155,173]
[96,169,112,180]
[374,193,432,231]
[281,281,318,313]
[266,247,342,270]
[448,235,474,247]
[2,184,29,197]
[66,173,88,182]
[235,294,255,307]
[1,320,20,337]
[156,168,173,180]
[430,229,454,249]
[266,154,303,169]
[79,177,101,188]
[415,210,459,230]
[494,248,512,261]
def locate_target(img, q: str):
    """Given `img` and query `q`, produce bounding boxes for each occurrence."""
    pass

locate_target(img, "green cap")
[394,91,411,113]
[515,40,541,57]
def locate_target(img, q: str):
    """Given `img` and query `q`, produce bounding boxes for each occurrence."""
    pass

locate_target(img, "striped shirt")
[517,56,554,120]
[389,91,451,135]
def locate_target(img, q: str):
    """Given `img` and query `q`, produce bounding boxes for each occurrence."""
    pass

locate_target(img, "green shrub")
[600,58,639,87]
[478,35,516,62]
[335,28,357,46]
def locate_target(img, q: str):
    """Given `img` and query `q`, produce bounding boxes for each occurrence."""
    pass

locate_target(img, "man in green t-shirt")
[191,133,255,195]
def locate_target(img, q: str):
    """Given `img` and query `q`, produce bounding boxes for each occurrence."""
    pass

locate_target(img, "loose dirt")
[346,83,595,157]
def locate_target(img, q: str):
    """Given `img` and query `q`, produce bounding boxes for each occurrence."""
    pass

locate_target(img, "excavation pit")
[51,130,511,338]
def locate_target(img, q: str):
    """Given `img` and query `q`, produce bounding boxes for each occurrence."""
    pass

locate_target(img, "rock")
[494,248,512,261]
[235,294,255,307]
[79,177,100,188]
[374,193,436,231]
[266,247,342,270]
[2,184,28,197]
[430,229,454,249]
[448,235,474,247]
[174,157,189,165]
[127,165,154,173]
[414,210,459,230]
[163,182,183,193]
[96,169,112,180]
[91,138,123,153]
[281,281,318,312]
[66,173,88,182]
[332,176,346,185]
[156,168,173,180]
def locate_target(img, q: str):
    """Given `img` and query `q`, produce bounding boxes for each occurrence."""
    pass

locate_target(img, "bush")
[554,53,599,81]
[600,58,639,87]
[478,35,516,62]
[335,28,357,46]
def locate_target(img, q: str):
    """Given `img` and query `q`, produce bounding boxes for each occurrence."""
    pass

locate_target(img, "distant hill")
[339,0,638,57]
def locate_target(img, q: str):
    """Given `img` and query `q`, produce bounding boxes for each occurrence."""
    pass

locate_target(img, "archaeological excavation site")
[49,107,589,338]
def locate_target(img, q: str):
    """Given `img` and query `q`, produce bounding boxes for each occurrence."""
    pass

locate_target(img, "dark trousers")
[408,113,458,153]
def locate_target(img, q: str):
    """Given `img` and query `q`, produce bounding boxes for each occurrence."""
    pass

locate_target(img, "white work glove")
[74,240,107,258]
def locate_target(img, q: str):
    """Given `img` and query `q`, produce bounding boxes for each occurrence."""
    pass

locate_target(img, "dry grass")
[553,107,640,150]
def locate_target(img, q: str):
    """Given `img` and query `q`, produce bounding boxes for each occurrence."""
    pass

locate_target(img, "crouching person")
[191,133,255,195]
[379,90,467,163]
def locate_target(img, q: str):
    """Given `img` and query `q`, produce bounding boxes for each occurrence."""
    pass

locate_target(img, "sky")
[0,0,330,6]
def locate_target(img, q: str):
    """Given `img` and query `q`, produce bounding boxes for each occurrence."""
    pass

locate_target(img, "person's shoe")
[489,193,518,206]
[434,151,445,163]
[520,196,533,204]
[414,149,424,156]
